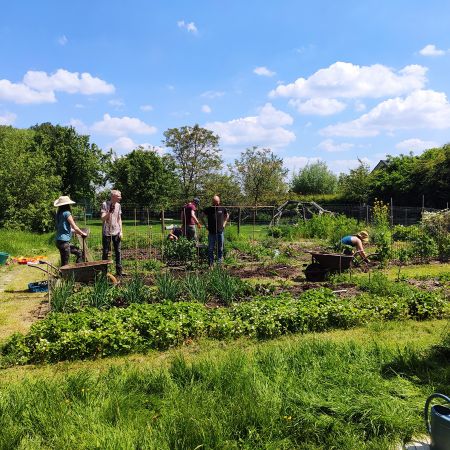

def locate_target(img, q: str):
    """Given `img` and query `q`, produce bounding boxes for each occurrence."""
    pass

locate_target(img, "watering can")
[425,393,450,450]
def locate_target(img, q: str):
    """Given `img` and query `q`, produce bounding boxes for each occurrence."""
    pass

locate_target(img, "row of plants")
[50,268,249,313]
[3,286,448,364]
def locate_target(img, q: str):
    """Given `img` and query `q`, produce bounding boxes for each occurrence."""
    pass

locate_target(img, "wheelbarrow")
[303,251,355,282]
[28,259,117,284]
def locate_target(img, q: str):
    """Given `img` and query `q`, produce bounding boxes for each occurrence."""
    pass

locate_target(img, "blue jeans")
[208,232,224,266]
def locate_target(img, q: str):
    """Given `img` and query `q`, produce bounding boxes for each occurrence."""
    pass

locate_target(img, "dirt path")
[0,262,51,341]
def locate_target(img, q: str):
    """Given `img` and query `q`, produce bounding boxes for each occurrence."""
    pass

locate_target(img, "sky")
[2,0,450,174]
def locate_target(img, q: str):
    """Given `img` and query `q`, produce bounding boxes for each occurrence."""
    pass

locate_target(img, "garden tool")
[425,393,450,450]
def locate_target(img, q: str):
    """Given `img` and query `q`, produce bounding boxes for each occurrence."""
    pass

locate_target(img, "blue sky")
[2,0,450,173]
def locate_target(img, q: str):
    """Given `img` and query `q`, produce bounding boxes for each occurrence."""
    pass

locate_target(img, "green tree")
[31,123,109,202]
[338,159,371,204]
[231,147,288,206]
[291,161,338,195]
[108,147,179,209]
[0,126,60,232]
[162,125,222,201]
[202,173,244,206]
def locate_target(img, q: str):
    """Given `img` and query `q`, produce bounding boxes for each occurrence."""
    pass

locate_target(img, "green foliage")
[108,147,179,209]
[371,200,392,262]
[338,159,372,203]
[0,229,54,256]
[3,286,447,364]
[50,279,75,313]
[164,237,197,264]
[392,224,421,241]
[183,272,210,303]
[231,146,288,206]
[155,272,183,301]
[208,266,246,306]
[408,235,438,262]
[201,173,243,206]
[163,124,222,200]
[291,161,338,195]
[0,126,60,232]
[421,210,450,261]
[121,274,151,305]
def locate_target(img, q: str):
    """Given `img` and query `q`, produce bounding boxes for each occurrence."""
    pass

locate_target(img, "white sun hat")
[53,195,76,207]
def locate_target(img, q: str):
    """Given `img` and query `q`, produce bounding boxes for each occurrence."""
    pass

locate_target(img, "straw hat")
[357,230,369,243]
[54,195,76,207]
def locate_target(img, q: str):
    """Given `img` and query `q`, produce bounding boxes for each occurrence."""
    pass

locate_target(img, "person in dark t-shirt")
[202,195,229,266]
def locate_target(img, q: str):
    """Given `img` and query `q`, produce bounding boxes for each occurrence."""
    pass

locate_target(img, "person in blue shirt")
[54,196,87,266]
[341,230,369,261]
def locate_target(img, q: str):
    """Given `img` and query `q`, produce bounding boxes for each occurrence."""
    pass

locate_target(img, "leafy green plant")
[184,272,210,303]
[89,275,116,309]
[207,266,245,306]
[155,272,183,301]
[408,235,438,262]
[50,278,75,312]
[122,274,150,304]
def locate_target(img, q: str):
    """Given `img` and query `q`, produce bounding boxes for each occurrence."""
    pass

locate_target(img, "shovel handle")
[424,393,450,433]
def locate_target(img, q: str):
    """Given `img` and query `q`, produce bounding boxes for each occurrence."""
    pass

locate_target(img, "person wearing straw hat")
[101,189,123,277]
[340,230,370,261]
[54,196,87,266]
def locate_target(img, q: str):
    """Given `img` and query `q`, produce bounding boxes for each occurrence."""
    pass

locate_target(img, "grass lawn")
[0,320,448,449]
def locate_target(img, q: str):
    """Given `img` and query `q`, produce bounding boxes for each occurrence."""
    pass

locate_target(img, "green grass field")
[0,320,448,449]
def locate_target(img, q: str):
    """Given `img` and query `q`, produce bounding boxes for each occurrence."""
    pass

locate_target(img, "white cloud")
[327,157,372,174]
[253,66,276,77]
[58,35,68,46]
[201,104,212,113]
[284,156,320,172]
[177,20,198,34]
[322,89,450,137]
[289,98,346,115]
[0,112,17,125]
[0,79,56,104]
[317,139,354,152]
[354,101,366,112]
[419,44,446,56]
[91,114,157,136]
[201,90,225,99]
[23,69,115,95]
[205,103,295,148]
[68,118,89,134]
[108,137,165,154]
[395,138,439,152]
[140,104,153,111]
[270,62,427,99]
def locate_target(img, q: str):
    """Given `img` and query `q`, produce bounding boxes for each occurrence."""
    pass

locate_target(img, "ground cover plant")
[0,320,448,449]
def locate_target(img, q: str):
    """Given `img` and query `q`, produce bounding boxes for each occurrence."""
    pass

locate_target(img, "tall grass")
[50,278,75,312]
[183,272,210,303]
[0,229,55,256]
[0,336,431,449]
[155,272,183,301]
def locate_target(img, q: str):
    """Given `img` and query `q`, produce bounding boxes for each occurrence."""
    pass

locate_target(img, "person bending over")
[341,230,369,261]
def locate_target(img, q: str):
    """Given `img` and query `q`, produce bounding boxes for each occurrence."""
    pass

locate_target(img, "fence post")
[390,198,394,227]
[237,207,241,235]
[366,204,369,225]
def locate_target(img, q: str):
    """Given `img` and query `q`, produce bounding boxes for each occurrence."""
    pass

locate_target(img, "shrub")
[392,225,421,241]
[164,237,197,264]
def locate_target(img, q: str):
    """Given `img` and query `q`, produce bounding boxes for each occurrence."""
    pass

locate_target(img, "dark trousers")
[208,232,224,266]
[102,234,122,275]
[56,240,83,266]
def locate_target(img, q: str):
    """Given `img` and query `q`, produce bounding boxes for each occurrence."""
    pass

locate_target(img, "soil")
[406,279,444,291]
[229,263,301,279]
[122,248,155,261]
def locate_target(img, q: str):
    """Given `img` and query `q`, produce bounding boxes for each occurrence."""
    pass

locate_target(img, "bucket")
[425,393,450,450]
[0,252,9,265]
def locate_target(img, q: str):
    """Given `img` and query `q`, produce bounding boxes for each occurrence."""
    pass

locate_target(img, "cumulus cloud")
[0,112,17,125]
[419,44,446,56]
[140,104,153,111]
[317,139,354,152]
[254,66,276,77]
[201,104,212,113]
[321,90,450,137]
[205,103,295,148]
[0,69,114,104]
[395,138,439,152]
[177,20,198,34]
[270,62,427,99]
[284,156,320,172]
[107,137,165,155]
[91,114,157,136]
[23,69,115,95]
[289,98,346,115]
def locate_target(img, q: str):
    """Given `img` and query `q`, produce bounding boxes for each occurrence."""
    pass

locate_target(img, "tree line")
[0,123,448,232]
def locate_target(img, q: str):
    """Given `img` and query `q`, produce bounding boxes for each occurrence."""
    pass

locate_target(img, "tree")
[0,126,60,232]
[31,123,109,202]
[291,161,338,195]
[108,147,179,209]
[202,173,244,206]
[338,159,371,204]
[231,147,288,206]
[163,125,222,201]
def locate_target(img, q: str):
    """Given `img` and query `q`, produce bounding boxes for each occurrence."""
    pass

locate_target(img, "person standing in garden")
[101,189,123,276]
[54,196,87,266]
[181,197,201,240]
[202,195,229,266]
